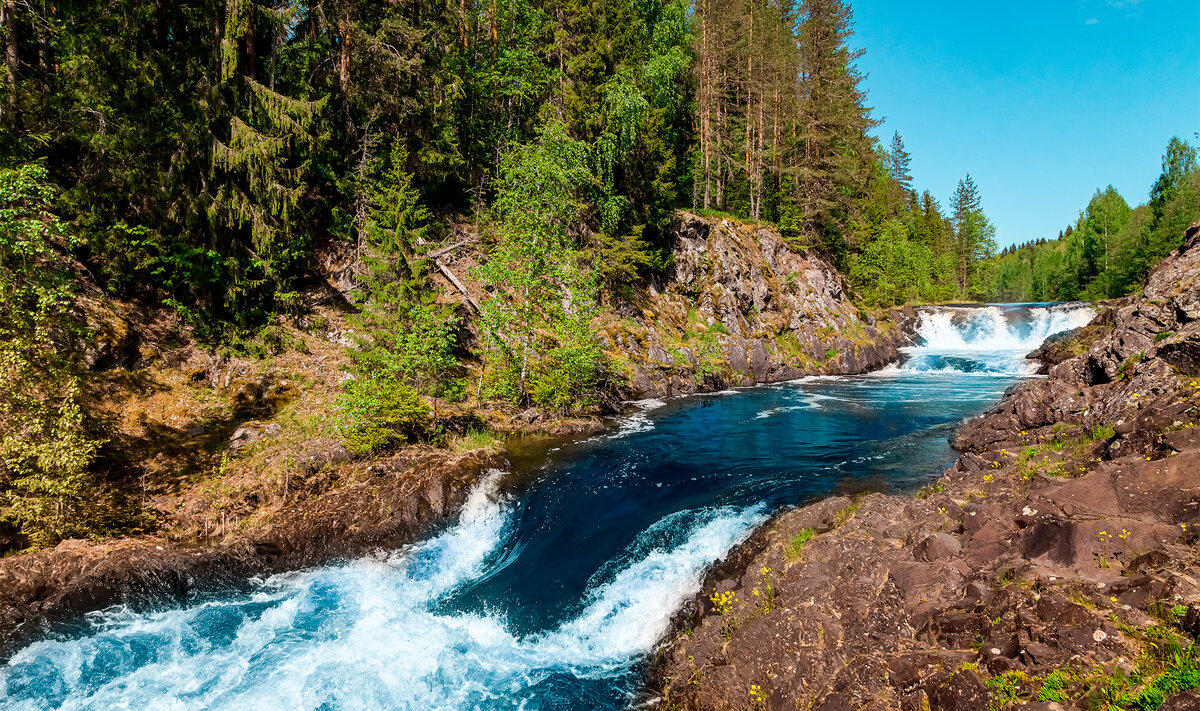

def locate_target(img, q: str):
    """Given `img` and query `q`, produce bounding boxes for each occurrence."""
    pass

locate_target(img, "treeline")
[982,137,1200,302]
[689,0,999,306]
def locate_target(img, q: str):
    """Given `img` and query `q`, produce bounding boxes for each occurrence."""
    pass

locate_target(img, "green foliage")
[980,615,1200,710]
[345,144,461,401]
[449,428,504,453]
[474,122,604,412]
[986,670,1029,709]
[1037,670,1070,702]
[983,137,1200,303]
[849,219,933,306]
[784,527,816,561]
[915,481,946,499]
[336,379,435,454]
[0,165,106,549]
[950,174,998,298]
[334,149,461,448]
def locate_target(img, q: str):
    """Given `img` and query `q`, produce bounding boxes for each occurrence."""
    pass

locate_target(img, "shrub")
[337,379,435,454]
[0,165,107,549]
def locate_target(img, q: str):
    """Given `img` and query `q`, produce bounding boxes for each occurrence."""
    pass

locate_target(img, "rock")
[1165,426,1200,452]
[514,407,542,424]
[293,438,354,475]
[927,669,987,711]
[617,213,915,399]
[914,533,961,562]
[1162,691,1200,711]
[229,423,281,450]
[1183,606,1200,639]
[654,220,1200,710]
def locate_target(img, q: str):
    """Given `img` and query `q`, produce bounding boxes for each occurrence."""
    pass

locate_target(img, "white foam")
[899,303,1094,376]
[629,398,667,411]
[1,489,766,711]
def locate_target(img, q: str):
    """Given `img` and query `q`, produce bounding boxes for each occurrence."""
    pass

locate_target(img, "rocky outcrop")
[0,448,504,661]
[654,221,1200,710]
[602,213,917,398]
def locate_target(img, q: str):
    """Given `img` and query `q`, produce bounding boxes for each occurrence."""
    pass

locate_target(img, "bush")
[0,165,108,550]
[337,378,435,454]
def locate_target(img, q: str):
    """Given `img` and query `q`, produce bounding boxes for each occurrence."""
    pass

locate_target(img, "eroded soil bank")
[0,448,503,660]
[654,222,1200,711]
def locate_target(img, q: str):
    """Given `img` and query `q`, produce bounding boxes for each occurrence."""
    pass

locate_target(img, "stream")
[0,304,1094,711]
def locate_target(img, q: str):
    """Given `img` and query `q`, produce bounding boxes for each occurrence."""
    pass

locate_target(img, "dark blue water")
[0,304,1094,711]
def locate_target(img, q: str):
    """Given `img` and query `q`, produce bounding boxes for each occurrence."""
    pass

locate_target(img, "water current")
[0,303,1095,711]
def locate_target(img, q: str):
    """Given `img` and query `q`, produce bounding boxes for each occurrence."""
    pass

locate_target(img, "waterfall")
[896,303,1095,375]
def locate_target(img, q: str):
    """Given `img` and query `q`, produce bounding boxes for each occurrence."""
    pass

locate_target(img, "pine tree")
[791,0,878,260]
[950,173,996,297]
[888,131,913,193]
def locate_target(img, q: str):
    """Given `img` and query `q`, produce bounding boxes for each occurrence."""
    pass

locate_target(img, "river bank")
[653,221,1200,710]
[0,447,504,660]
[0,211,913,662]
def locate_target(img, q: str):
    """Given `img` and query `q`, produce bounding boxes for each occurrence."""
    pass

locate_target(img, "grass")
[916,481,946,499]
[834,498,862,527]
[980,613,1200,710]
[448,428,504,453]
[1013,423,1118,481]
[785,527,816,562]
[1117,353,1145,381]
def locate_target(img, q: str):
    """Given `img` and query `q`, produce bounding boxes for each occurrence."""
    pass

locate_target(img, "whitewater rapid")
[0,475,765,710]
[893,303,1095,375]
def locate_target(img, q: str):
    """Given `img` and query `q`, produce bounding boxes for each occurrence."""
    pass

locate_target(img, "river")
[0,303,1094,711]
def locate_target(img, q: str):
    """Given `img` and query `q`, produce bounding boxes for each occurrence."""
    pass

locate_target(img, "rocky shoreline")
[0,448,504,661]
[603,213,919,400]
[0,211,915,665]
[653,222,1200,710]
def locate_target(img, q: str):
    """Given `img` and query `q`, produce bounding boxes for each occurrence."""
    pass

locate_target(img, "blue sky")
[851,0,1200,248]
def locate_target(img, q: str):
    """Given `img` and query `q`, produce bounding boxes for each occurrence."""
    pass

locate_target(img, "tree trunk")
[3,0,16,105]
[338,16,351,93]
[245,4,257,79]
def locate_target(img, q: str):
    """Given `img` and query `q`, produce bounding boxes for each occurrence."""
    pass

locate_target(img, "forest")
[0,0,1197,545]
[981,137,1200,303]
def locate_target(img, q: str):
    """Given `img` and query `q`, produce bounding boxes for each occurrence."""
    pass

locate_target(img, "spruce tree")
[888,131,913,193]
[950,174,996,297]
[792,0,877,260]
